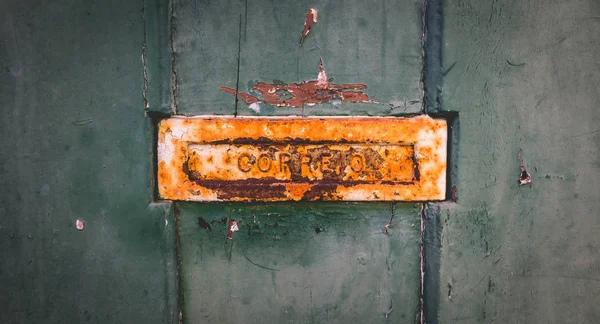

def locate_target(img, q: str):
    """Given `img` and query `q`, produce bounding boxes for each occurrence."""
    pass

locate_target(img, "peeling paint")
[450,185,458,201]
[316,58,328,88]
[300,8,318,45]
[227,219,239,239]
[248,102,261,113]
[518,150,532,185]
[76,219,84,230]
[219,59,375,108]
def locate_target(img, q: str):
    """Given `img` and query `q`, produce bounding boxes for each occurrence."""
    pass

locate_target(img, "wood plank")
[177,202,422,323]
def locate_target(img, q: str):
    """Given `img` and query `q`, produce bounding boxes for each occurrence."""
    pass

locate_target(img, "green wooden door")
[2,0,599,323]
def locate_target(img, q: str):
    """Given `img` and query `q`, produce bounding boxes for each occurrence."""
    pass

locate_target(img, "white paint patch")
[249,102,261,113]
[310,8,317,23]
[221,123,234,129]
[416,125,448,197]
[157,122,176,168]
[317,67,328,87]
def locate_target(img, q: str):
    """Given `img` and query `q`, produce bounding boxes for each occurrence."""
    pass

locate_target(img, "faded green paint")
[172,0,244,115]
[173,0,423,116]
[429,0,600,323]
[177,202,422,323]
[0,1,177,323]
[2,0,600,323]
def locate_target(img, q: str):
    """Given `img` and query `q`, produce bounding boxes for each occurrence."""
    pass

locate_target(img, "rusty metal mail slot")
[157,116,447,201]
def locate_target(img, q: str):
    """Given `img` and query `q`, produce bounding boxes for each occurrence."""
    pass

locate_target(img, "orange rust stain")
[158,124,168,143]
[157,116,447,201]
[418,147,433,162]
[284,183,314,200]
[187,152,203,171]
[219,59,375,108]
[157,161,171,192]
[182,116,442,144]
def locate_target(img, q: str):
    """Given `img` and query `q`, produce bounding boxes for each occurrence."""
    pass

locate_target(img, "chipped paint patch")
[248,102,261,113]
[227,219,239,239]
[76,219,84,230]
[518,150,532,185]
[219,59,375,108]
[157,116,447,201]
[300,8,318,45]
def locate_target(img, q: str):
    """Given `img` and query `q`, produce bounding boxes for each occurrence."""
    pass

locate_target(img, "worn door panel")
[172,0,243,115]
[173,0,423,117]
[236,0,423,116]
[177,202,421,323]
[0,1,177,323]
[426,0,600,323]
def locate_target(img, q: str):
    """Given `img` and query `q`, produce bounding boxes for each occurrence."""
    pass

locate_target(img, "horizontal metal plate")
[157,116,447,201]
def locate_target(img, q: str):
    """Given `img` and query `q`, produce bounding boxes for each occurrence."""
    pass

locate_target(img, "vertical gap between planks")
[169,0,178,114]
[173,203,185,324]
[142,0,149,110]
[423,0,444,114]
[420,0,429,114]
[161,201,180,324]
[419,0,430,319]
[419,203,426,324]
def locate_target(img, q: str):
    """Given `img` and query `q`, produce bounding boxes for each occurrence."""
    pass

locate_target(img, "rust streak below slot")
[157,116,447,201]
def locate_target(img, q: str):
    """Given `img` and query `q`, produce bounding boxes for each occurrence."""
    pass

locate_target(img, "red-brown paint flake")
[220,59,375,108]
[300,9,318,45]
[227,219,239,239]
[219,86,260,104]
[518,150,532,185]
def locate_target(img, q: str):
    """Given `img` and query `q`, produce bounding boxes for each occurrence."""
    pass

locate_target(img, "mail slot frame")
[185,143,418,183]
[157,116,447,201]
